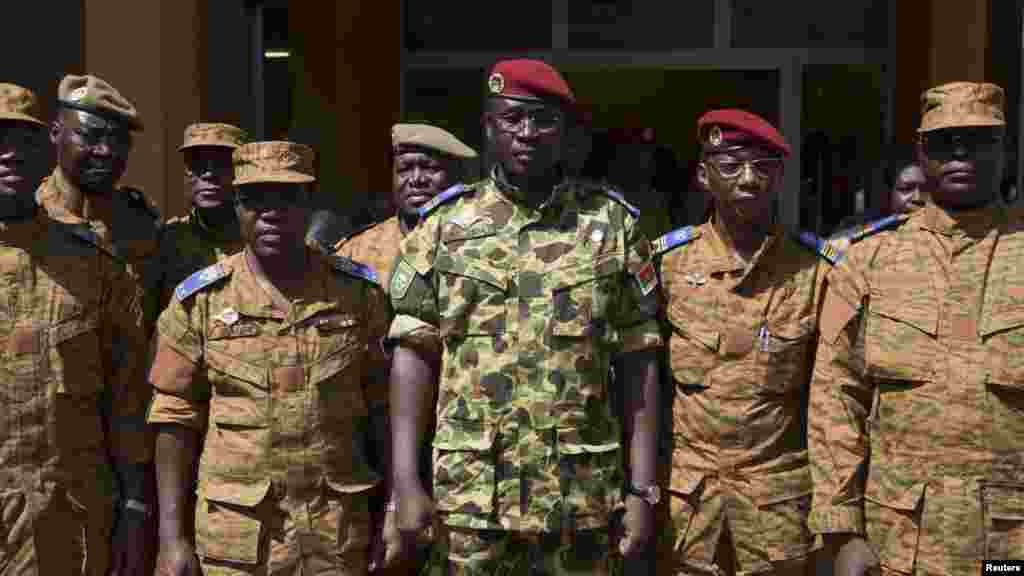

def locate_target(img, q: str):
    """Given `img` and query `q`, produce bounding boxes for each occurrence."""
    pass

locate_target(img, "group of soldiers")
[0,55,1020,576]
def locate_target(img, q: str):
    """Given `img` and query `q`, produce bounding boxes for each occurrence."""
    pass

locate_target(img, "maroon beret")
[697,109,790,157]
[487,59,576,110]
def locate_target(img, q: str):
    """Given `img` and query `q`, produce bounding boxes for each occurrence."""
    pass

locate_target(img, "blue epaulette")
[67,223,100,248]
[652,226,701,256]
[846,213,909,243]
[417,183,467,218]
[595,185,640,218]
[175,263,230,301]
[330,255,379,285]
[797,231,843,265]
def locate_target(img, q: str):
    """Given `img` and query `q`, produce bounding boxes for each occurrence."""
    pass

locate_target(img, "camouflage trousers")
[0,485,113,576]
[424,523,622,576]
[655,485,814,576]
[196,481,372,576]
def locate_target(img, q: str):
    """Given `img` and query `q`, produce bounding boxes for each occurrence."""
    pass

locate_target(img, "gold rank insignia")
[488,72,505,95]
[708,125,723,146]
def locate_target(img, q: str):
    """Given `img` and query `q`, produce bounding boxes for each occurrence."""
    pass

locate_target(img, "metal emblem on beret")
[708,125,723,147]
[488,73,505,95]
[67,86,88,103]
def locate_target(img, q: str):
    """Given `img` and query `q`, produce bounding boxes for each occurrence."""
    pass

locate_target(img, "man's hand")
[829,535,878,576]
[110,507,149,576]
[393,477,435,565]
[617,494,654,559]
[154,537,201,576]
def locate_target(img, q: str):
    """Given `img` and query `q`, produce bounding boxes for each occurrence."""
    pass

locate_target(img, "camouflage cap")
[57,74,142,131]
[0,83,45,126]
[918,82,1005,133]
[233,141,316,186]
[392,123,478,159]
[180,122,247,151]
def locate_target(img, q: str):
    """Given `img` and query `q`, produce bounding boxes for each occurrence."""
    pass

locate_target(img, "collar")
[918,200,1002,237]
[491,164,568,210]
[703,218,779,276]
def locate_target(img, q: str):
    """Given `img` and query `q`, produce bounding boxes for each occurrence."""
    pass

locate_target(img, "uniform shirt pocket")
[557,434,622,527]
[756,317,815,395]
[981,482,1024,559]
[432,419,496,515]
[550,270,618,340]
[867,288,939,383]
[864,473,927,574]
[436,259,507,338]
[753,465,814,562]
[665,303,720,387]
[196,479,271,565]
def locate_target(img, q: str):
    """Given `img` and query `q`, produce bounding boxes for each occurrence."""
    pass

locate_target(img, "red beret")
[697,109,790,157]
[487,59,576,110]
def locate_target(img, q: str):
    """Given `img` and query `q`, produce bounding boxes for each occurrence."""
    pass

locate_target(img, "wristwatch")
[625,483,661,506]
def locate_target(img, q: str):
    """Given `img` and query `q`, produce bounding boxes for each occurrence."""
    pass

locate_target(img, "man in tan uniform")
[149,141,391,575]
[810,83,1024,575]
[0,83,151,575]
[334,122,477,285]
[144,122,247,336]
[37,74,161,288]
[655,109,830,576]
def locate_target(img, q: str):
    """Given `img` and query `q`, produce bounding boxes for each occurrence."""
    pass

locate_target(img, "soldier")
[334,122,477,283]
[148,141,391,575]
[0,83,151,575]
[37,74,161,287]
[810,82,1024,575]
[654,109,827,576]
[144,122,247,338]
[385,59,662,574]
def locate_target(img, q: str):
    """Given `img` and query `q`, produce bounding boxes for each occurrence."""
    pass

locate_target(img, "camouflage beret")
[392,123,477,159]
[233,141,315,186]
[0,83,45,126]
[58,74,142,131]
[918,82,1005,133]
[180,122,247,151]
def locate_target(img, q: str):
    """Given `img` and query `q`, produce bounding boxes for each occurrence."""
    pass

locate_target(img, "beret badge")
[488,72,505,95]
[708,125,723,147]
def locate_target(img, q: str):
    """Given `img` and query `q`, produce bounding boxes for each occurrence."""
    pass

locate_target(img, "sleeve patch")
[635,260,658,296]
[174,263,229,301]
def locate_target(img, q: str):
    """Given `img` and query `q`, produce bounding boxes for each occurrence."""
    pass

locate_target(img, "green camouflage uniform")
[810,201,1024,575]
[388,172,663,574]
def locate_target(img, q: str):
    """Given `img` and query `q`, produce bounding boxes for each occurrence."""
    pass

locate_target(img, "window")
[733,0,888,49]
[568,0,714,50]
[405,2,550,52]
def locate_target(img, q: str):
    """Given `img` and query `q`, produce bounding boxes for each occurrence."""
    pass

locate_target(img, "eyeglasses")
[489,108,563,134]
[707,157,783,179]
[921,129,1003,157]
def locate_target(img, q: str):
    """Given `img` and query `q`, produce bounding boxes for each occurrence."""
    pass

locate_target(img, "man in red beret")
[652,109,833,575]
[385,58,662,574]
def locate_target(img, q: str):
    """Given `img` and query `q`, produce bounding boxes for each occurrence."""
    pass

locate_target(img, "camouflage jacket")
[334,215,404,293]
[653,220,829,566]
[0,211,150,500]
[809,201,1024,573]
[143,208,243,336]
[146,249,389,503]
[388,174,662,532]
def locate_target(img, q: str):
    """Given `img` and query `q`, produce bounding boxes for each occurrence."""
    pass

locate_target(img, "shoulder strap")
[592,183,640,218]
[652,226,701,256]
[417,182,468,218]
[174,262,231,301]
[329,254,380,286]
[846,213,909,244]
[796,231,843,265]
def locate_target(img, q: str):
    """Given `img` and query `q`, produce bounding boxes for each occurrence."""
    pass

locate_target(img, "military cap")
[0,84,45,126]
[697,109,791,157]
[487,59,576,110]
[57,74,142,131]
[392,123,477,159]
[233,141,315,186]
[918,81,1005,133]
[180,122,247,151]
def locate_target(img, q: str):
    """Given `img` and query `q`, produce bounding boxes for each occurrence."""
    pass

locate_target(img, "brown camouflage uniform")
[146,248,389,575]
[809,200,1024,574]
[654,221,826,576]
[388,172,663,574]
[335,216,404,291]
[0,212,149,575]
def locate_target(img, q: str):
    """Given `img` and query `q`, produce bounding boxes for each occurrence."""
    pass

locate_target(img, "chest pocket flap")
[435,257,507,337]
[867,280,939,382]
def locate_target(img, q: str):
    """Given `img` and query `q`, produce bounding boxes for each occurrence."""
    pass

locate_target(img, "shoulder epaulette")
[174,263,230,301]
[329,254,379,285]
[593,184,640,218]
[846,213,909,243]
[797,231,843,265]
[652,226,700,256]
[417,182,468,218]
